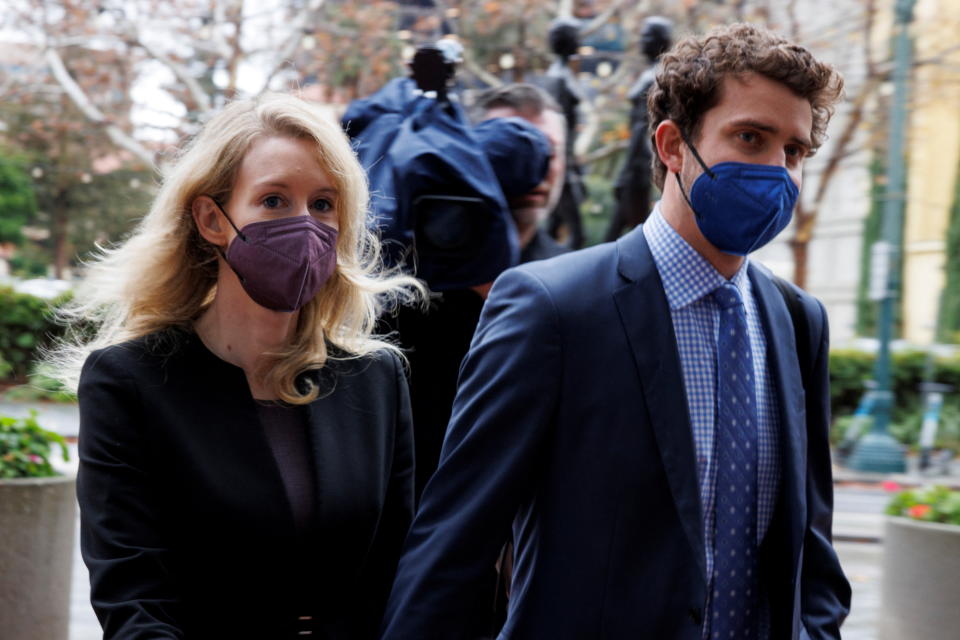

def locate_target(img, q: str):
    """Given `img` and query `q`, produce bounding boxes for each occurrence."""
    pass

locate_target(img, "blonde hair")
[50,92,423,404]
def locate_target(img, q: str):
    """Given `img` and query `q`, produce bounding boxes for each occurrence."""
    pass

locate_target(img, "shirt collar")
[642,204,751,311]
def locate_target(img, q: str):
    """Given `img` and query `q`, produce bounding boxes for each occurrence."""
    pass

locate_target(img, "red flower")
[882,480,901,493]
[908,504,932,519]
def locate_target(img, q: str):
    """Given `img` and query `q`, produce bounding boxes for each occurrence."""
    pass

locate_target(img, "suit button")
[688,607,703,625]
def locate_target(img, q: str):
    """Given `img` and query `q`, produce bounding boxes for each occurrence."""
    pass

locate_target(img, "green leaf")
[0,410,65,478]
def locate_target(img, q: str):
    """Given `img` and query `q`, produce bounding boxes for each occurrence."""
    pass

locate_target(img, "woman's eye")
[263,195,284,208]
[312,198,333,212]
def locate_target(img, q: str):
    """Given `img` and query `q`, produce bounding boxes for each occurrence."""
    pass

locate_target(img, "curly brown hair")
[647,22,844,189]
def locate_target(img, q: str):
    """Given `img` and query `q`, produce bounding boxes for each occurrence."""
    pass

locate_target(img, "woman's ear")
[654,120,684,176]
[191,196,228,247]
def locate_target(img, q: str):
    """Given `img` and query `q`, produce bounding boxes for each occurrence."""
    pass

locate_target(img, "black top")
[255,402,316,537]
[77,327,414,639]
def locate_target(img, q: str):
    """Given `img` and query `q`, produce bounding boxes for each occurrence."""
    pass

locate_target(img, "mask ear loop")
[204,197,249,284]
[210,198,248,242]
[673,128,715,220]
[677,129,715,179]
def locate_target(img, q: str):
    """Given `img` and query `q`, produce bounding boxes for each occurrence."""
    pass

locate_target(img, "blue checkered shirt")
[643,208,781,633]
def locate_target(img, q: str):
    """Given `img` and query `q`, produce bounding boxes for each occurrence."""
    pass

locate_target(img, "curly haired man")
[382,23,852,640]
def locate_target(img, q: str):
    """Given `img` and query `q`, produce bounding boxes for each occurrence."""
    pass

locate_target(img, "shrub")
[828,349,875,417]
[886,485,960,526]
[2,365,77,403]
[8,244,51,278]
[0,287,70,383]
[0,410,69,479]
[829,349,960,453]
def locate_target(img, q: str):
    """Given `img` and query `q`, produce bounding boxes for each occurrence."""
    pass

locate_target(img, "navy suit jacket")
[381,227,850,639]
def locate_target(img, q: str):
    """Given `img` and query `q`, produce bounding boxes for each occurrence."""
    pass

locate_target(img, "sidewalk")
[836,541,883,640]
[834,458,960,491]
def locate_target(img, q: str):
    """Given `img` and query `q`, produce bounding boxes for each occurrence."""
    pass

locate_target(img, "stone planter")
[0,474,76,640]
[880,515,960,640]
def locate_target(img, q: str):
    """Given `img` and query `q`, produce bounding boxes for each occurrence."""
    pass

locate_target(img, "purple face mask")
[211,200,339,312]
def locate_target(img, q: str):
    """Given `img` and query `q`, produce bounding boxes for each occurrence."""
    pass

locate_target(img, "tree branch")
[209,1,234,60]
[224,3,245,99]
[461,48,503,89]
[135,35,212,113]
[786,0,800,40]
[914,43,960,68]
[596,55,636,94]
[580,0,641,38]
[794,74,881,244]
[574,97,598,158]
[864,0,877,79]
[813,76,881,207]
[0,50,45,97]
[44,48,158,171]
[578,139,628,166]
[258,0,327,95]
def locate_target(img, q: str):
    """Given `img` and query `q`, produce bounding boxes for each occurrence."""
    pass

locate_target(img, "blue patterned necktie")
[709,283,759,639]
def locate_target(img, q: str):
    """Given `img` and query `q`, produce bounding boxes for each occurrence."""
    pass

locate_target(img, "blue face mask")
[675,133,799,256]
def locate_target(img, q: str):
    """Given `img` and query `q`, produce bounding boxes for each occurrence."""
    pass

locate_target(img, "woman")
[52,93,422,639]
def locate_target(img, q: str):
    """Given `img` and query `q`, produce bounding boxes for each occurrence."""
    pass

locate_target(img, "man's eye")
[263,195,283,208]
[738,131,759,144]
[786,145,805,158]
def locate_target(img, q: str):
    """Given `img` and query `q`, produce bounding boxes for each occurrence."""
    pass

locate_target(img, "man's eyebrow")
[727,118,813,149]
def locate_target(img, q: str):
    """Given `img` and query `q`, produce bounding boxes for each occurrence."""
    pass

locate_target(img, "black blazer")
[77,328,414,639]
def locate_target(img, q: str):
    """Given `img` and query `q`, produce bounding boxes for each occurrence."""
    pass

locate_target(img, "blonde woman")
[54,94,421,639]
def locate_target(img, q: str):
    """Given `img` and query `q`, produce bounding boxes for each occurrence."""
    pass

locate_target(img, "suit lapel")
[612,228,706,584]
[749,266,807,579]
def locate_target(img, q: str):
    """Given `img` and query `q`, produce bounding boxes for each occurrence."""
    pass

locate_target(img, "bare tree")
[783,0,886,289]
[5,0,951,284]
[1,0,394,169]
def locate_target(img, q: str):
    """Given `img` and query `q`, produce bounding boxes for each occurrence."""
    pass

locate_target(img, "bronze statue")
[605,16,673,241]
[543,17,587,249]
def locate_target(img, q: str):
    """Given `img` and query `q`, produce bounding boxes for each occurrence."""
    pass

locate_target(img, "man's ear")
[191,195,228,247]
[654,120,684,175]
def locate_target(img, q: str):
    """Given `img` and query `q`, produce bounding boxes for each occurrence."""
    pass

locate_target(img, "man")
[397,84,568,499]
[474,84,570,264]
[382,23,851,640]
